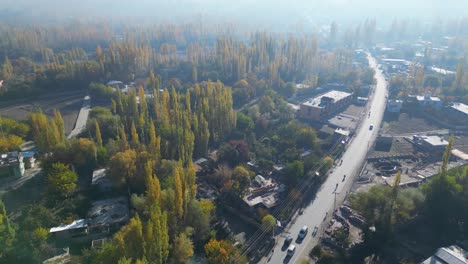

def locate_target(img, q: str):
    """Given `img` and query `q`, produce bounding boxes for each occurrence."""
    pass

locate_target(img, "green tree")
[54,110,65,143]
[423,136,460,239]
[109,149,137,186]
[231,166,251,195]
[145,161,161,206]
[286,160,304,184]
[172,232,194,264]
[1,57,13,80]
[261,214,276,233]
[114,215,145,261]
[184,200,210,241]
[95,120,103,147]
[0,200,15,258]
[47,162,77,198]
[145,205,169,264]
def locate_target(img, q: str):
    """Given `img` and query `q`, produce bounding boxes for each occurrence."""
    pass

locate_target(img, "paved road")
[67,95,91,139]
[262,54,388,264]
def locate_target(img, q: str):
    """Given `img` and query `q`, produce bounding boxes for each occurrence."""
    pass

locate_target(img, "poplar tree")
[174,168,184,220]
[54,110,65,143]
[145,161,161,206]
[131,121,139,148]
[95,120,103,147]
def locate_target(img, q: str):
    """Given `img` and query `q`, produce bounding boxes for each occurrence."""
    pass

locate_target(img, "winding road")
[262,53,388,264]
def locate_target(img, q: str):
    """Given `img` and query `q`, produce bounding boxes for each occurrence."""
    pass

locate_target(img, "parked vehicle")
[284,236,293,246]
[312,226,318,237]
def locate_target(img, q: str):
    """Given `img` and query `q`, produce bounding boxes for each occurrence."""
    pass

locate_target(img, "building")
[298,90,353,121]
[413,135,449,154]
[447,102,468,124]
[87,197,129,236]
[49,219,88,241]
[91,168,113,193]
[243,176,286,211]
[0,152,25,179]
[414,92,443,110]
[356,97,369,106]
[387,99,403,113]
[421,245,468,264]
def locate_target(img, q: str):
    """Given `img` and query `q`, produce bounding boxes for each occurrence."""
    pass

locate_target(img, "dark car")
[284,236,293,245]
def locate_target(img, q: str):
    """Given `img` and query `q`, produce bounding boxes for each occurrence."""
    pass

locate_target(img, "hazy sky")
[2,0,467,29]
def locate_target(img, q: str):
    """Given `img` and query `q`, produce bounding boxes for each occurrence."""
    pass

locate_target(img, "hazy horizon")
[1,0,467,30]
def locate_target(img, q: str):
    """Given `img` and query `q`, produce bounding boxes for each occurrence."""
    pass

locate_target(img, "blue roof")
[21,152,35,158]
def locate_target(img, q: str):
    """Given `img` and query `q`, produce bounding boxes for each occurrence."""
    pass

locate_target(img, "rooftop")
[91,168,109,185]
[416,95,441,102]
[0,152,22,167]
[20,151,35,158]
[450,103,468,116]
[49,219,87,233]
[106,80,123,86]
[302,90,352,108]
[421,136,449,147]
[421,245,468,264]
[87,197,129,227]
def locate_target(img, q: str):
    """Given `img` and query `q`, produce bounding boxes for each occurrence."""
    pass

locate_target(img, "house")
[420,245,468,264]
[87,197,129,236]
[0,152,25,179]
[49,219,88,241]
[243,176,286,211]
[20,151,36,169]
[91,168,113,193]
[298,90,353,121]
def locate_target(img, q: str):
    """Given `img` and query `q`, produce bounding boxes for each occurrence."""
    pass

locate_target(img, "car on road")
[287,244,296,256]
[298,225,308,238]
[312,226,318,237]
[369,124,374,130]
[284,236,293,246]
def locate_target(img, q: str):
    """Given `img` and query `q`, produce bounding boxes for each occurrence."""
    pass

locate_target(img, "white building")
[421,245,468,264]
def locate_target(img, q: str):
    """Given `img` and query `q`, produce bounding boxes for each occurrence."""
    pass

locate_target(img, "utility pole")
[333,191,340,210]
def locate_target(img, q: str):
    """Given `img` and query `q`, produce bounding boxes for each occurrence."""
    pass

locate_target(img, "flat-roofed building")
[415,92,443,109]
[49,219,88,241]
[298,90,353,121]
[420,245,468,264]
[447,102,468,124]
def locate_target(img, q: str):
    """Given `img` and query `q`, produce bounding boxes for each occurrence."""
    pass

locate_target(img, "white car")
[298,225,308,239]
[287,244,296,256]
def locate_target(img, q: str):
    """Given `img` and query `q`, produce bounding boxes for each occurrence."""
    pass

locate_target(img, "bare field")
[0,91,85,133]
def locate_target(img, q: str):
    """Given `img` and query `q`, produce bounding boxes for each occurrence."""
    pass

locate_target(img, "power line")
[234,134,347,262]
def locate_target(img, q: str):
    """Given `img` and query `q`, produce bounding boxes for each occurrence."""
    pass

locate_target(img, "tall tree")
[1,57,13,80]
[54,110,65,143]
[145,161,161,206]
[95,120,103,147]
[174,167,184,220]
[454,61,465,94]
